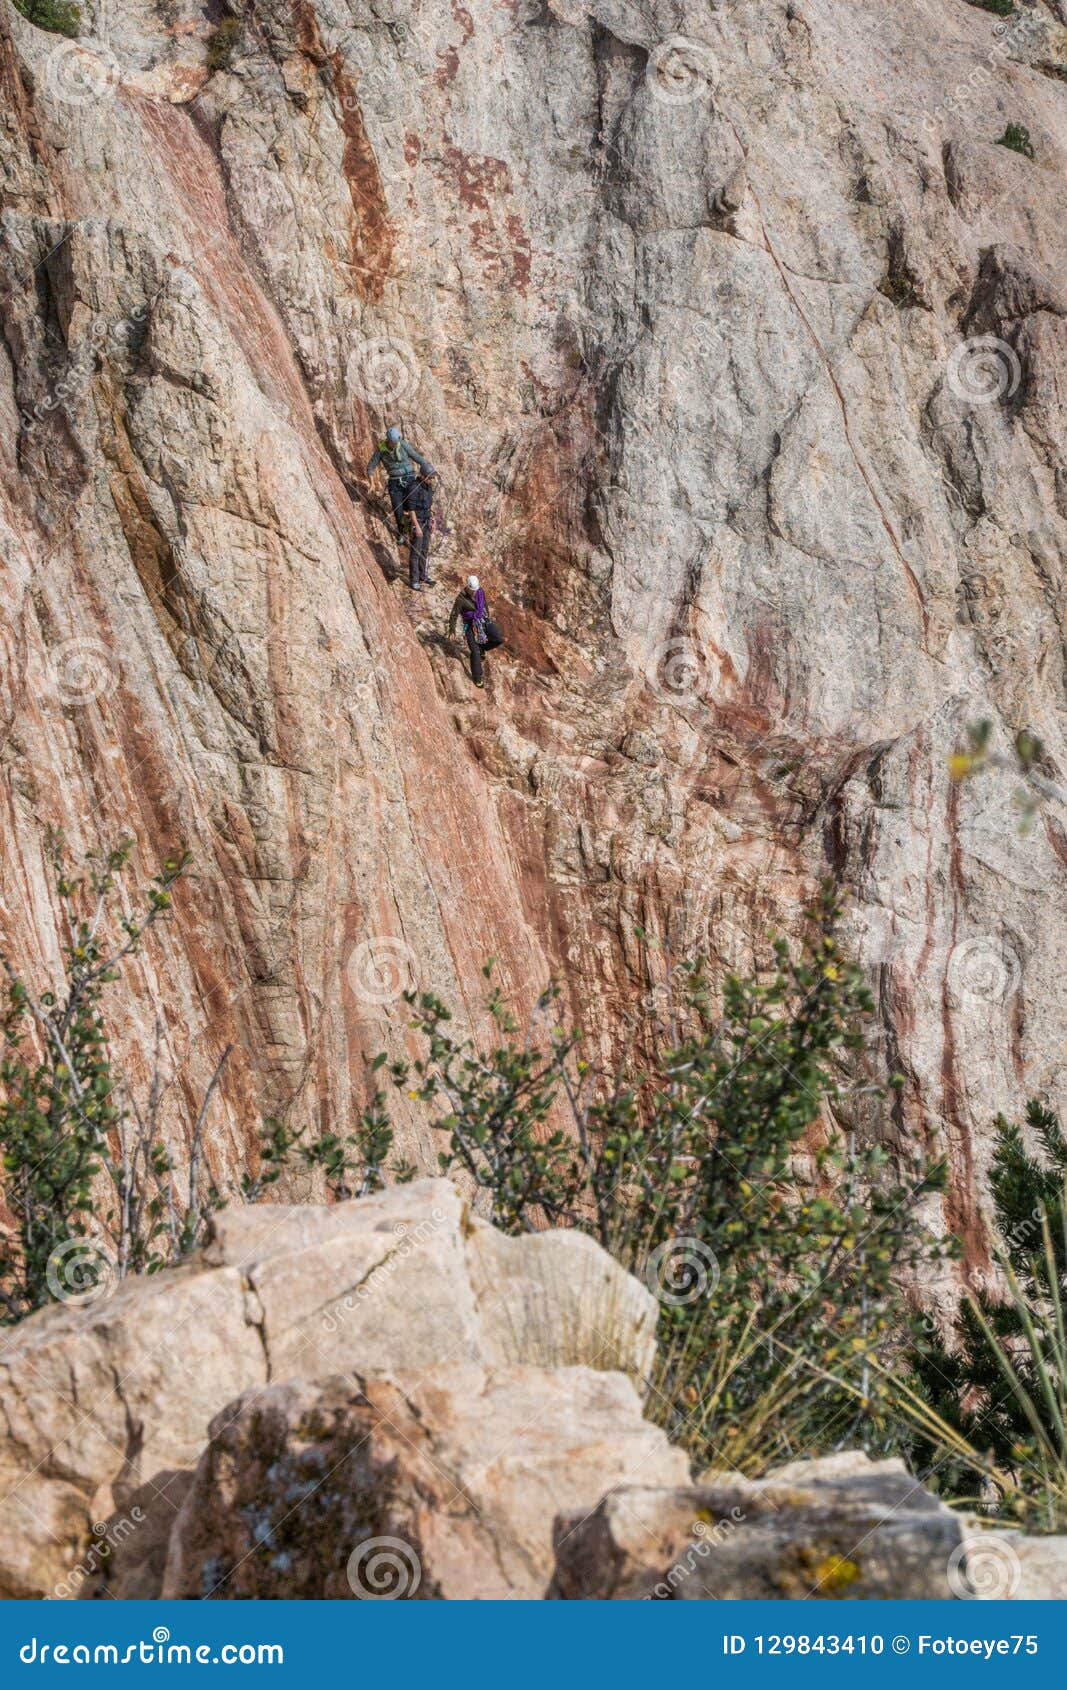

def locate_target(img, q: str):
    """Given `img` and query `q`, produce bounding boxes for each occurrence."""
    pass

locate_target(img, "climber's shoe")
[474,676,485,689]
[424,575,437,587]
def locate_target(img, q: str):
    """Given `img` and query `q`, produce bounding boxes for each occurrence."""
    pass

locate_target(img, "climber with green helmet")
[366,425,435,540]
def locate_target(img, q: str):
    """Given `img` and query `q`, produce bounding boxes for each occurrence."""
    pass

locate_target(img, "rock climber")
[366,425,435,539]
[448,574,503,689]
[405,466,438,592]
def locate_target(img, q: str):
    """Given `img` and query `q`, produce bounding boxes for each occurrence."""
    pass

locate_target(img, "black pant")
[409,524,431,586]
[387,478,410,537]
[406,487,434,586]
[465,619,503,683]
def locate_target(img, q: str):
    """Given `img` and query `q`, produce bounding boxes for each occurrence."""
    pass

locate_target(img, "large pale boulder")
[162,1365,689,1599]
[549,1453,965,1599]
[960,1528,1067,1600]
[0,1181,657,1598]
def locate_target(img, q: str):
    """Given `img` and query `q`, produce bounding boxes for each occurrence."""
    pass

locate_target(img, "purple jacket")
[448,586,488,638]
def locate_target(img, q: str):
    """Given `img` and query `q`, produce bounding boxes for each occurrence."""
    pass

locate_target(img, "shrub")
[998,122,1035,160]
[386,886,950,1472]
[879,268,921,309]
[906,1104,1067,1527]
[0,836,207,1319]
[967,0,1015,16]
[206,15,244,72]
[12,0,81,36]
[0,836,405,1322]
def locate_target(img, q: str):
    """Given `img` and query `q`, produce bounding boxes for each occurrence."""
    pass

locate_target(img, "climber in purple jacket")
[448,575,503,688]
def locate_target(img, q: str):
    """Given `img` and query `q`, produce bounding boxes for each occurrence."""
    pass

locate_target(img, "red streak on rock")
[293,1,394,302]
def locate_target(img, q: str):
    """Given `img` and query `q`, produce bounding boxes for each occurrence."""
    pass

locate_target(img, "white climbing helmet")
[467,575,480,592]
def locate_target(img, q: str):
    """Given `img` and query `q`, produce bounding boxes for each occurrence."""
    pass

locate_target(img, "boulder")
[0,1181,657,1598]
[549,1452,965,1599]
[959,1528,1067,1600]
[162,1365,688,1599]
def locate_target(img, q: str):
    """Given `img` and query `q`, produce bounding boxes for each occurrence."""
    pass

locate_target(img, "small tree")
[908,1103,1067,1523]
[13,0,82,37]
[387,886,949,1471]
[0,836,230,1319]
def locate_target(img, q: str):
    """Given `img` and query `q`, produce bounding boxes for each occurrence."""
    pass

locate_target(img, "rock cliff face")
[1,0,1065,1250]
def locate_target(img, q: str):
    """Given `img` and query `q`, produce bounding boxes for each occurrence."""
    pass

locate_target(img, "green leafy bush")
[998,122,1035,160]
[967,0,1015,17]
[879,268,921,310]
[385,886,949,1472]
[206,15,244,72]
[0,836,405,1322]
[0,836,204,1319]
[907,1103,1067,1526]
[12,0,82,36]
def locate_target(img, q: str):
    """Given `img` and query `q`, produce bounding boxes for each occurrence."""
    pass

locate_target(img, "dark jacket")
[406,478,434,528]
[449,588,485,639]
